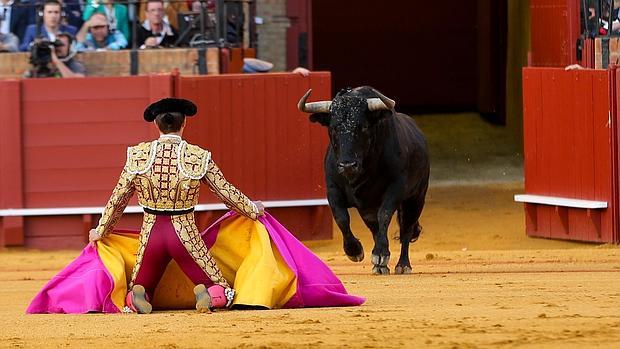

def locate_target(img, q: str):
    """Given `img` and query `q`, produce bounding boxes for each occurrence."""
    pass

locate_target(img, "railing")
[581,0,620,68]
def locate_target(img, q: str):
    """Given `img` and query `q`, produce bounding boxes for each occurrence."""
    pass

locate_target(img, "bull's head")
[298,87,395,181]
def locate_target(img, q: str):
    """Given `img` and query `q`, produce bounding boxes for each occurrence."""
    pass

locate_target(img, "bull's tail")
[410,223,422,243]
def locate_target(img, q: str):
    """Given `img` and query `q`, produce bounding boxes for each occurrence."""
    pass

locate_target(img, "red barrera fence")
[0,72,332,249]
[518,67,620,243]
[529,0,581,67]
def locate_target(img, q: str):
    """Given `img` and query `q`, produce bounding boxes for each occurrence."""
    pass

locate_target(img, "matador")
[88,98,263,314]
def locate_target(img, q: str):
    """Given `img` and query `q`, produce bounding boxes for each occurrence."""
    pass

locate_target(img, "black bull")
[298,86,430,274]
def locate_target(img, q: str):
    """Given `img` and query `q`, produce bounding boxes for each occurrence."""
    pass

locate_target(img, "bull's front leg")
[372,181,405,275]
[328,189,364,262]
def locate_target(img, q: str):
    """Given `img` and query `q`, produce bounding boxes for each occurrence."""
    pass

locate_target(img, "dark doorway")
[295,0,507,123]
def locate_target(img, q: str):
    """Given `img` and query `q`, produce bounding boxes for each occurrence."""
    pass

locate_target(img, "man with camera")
[25,32,85,78]
[20,0,77,51]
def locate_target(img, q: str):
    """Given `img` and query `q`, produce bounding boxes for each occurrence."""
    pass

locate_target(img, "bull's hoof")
[347,250,364,262]
[394,265,412,275]
[372,265,390,275]
[344,239,364,262]
[371,254,390,267]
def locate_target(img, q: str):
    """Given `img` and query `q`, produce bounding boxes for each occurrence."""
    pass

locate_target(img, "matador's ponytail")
[155,112,185,133]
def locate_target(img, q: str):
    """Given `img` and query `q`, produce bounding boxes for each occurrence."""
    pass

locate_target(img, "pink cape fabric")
[26,212,365,313]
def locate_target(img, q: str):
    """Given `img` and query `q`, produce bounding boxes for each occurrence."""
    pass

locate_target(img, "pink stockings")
[133,215,216,299]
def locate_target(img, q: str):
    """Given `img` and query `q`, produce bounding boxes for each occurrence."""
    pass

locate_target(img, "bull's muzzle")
[337,161,360,176]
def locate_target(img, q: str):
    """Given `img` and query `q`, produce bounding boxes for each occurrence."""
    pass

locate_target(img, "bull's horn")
[297,89,332,113]
[367,89,396,111]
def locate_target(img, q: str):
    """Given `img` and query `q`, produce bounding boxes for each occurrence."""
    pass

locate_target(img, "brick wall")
[255,0,289,72]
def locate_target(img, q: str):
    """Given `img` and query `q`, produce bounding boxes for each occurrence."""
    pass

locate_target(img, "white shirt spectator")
[0,0,14,35]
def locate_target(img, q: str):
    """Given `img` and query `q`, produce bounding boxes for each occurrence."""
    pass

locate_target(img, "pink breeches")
[134,215,213,299]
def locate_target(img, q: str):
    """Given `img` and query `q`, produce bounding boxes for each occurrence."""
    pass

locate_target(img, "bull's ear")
[309,113,331,127]
[368,110,392,124]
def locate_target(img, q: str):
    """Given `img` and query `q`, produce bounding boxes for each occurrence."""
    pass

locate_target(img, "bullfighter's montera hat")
[143,98,197,122]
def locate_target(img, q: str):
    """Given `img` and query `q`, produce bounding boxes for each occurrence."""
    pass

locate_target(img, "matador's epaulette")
[179,142,211,179]
[126,141,157,174]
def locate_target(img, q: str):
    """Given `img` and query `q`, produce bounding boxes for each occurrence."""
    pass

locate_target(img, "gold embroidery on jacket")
[128,213,156,289]
[126,141,157,175]
[202,160,258,220]
[95,168,136,237]
[178,142,210,179]
[131,140,201,211]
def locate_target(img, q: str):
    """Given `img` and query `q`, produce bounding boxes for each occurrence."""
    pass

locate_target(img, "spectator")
[596,0,620,35]
[0,3,19,51]
[20,0,77,51]
[75,12,126,51]
[24,31,85,77]
[612,0,620,33]
[136,0,178,49]
[50,32,85,77]
[1,0,36,43]
[82,0,128,44]
[0,29,18,52]
[139,0,188,30]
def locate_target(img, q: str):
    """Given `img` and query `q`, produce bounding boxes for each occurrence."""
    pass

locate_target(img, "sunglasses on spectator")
[91,25,107,29]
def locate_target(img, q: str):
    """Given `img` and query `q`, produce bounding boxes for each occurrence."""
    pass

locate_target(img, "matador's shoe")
[125,285,152,314]
[194,284,235,312]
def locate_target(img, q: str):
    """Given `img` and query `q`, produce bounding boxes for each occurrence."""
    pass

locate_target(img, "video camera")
[29,38,63,78]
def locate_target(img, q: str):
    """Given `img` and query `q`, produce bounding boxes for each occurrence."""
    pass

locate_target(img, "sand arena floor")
[2,182,620,349]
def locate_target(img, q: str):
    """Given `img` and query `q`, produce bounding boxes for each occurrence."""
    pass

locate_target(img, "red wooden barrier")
[0,72,332,249]
[583,38,595,69]
[0,80,24,247]
[529,0,581,67]
[177,72,332,240]
[519,67,619,243]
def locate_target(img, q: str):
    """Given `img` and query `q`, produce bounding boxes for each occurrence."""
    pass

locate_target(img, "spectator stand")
[0,0,256,78]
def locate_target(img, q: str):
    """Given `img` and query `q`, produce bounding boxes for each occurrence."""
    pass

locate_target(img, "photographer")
[25,32,85,78]
[51,32,85,77]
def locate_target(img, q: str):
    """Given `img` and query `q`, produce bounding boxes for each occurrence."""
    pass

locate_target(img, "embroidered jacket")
[95,135,259,237]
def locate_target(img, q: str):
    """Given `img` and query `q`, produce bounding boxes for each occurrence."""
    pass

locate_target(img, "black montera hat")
[144,98,197,122]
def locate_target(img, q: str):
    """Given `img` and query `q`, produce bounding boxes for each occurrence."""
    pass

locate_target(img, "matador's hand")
[88,229,102,242]
[253,201,265,216]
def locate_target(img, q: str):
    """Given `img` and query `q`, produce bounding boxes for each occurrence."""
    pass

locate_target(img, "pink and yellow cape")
[26,212,364,313]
